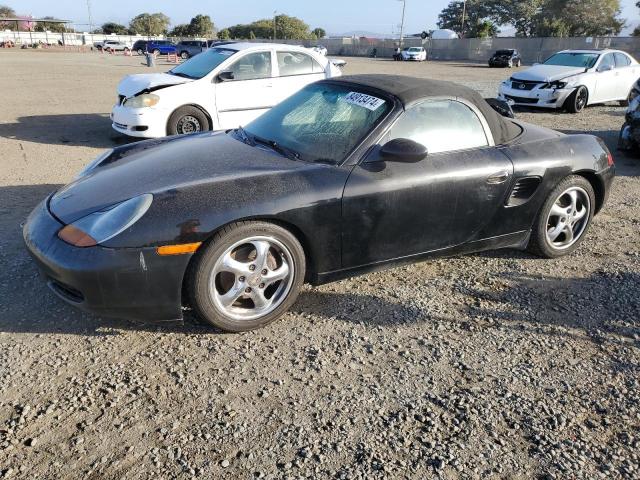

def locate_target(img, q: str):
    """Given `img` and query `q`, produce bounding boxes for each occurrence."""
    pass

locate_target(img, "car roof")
[556,49,620,54]
[327,74,521,145]
[222,42,314,52]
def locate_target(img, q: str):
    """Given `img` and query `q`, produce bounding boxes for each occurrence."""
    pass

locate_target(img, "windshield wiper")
[253,135,300,161]
[234,126,255,146]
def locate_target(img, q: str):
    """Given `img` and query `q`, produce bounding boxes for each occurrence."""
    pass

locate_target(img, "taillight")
[607,151,614,166]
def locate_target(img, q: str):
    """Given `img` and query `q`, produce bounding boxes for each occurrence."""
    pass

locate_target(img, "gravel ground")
[1,51,639,479]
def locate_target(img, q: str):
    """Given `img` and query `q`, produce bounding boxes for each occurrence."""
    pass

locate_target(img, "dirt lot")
[1,50,639,479]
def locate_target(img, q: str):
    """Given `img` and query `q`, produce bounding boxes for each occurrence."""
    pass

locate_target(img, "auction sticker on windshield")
[344,92,386,111]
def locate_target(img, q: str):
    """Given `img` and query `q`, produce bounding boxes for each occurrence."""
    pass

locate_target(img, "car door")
[215,50,278,129]
[274,50,327,105]
[593,53,619,102]
[341,98,513,268]
[614,52,639,99]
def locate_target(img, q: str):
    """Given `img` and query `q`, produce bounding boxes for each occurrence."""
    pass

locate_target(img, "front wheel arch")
[181,217,314,306]
[166,104,213,135]
[563,85,589,113]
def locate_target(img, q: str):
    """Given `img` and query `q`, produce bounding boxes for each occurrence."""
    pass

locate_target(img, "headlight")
[75,149,113,179]
[545,80,567,89]
[123,93,160,108]
[58,194,153,247]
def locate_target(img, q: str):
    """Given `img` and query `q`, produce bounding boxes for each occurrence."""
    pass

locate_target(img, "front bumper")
[498,83,574,109]
[23,198,191,322]
[111,104,167,138]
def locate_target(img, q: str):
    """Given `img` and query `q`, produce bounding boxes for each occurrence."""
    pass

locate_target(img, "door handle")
[487,171,510,184]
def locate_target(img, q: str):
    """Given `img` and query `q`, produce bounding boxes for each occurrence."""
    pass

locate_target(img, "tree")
[227,14,312,40]
[545,0,623,36]
[101,22,128,35]
[0,4,16,30]
[312,27,326,39]
[437,1,499,37]
[218,28,231,40]
[129,13,170,35]
[188,14,214,37]
[34,16,71,33]
[169,24,191,37]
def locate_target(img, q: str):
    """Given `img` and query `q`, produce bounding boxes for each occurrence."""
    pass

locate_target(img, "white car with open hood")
[111,43,342,138]
[498,49,639,113]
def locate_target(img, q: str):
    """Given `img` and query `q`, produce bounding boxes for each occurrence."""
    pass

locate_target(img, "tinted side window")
[388,100,488,154]
[614,52,631,67]
[277,51,324,76]
[599,53,615,70]
[228,51,272,80]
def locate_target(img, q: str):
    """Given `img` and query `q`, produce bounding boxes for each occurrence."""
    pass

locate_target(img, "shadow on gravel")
[0,114,136,148]
[462,271,640,343]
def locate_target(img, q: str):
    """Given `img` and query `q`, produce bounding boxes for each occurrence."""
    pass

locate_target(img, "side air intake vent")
[507,176,541,206]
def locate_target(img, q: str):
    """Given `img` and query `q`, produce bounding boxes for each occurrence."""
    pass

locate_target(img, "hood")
[117,72,193,97]
[512,64,586,83]
[50,132,311,224]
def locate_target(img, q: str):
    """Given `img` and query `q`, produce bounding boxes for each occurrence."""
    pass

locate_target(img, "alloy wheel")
[576,88,588,111]
[545,186,591,250]
[209,236,294,321]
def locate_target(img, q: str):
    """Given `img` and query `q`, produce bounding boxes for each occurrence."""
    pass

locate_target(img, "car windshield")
[242,83,390,165]
[169,48,237,79]
[544,52,599,68]
[408,48,422,52]
[496,50,513,56]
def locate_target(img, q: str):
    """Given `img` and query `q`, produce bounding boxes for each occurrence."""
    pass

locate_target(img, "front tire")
[188,221,306,332]
[152,49,160,55]
[167,106,209,135]
[180,51,189,59]
[565,86,588,113]
[528,175,595,258]
[137,48,143,55]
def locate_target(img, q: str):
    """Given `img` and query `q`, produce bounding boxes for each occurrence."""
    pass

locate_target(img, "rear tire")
[188,221,306,332]
[565,86,588,113]
[167,106,210,135]
[137,48,144,55]
[180,51,189,59]
[528,175,595,258]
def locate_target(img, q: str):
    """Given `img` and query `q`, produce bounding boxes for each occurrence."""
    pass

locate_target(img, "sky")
[5,0,640,36]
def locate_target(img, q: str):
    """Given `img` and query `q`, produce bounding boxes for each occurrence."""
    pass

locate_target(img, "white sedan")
[498,49,639,113]
[111,43,342,138]
[401,47,427,62]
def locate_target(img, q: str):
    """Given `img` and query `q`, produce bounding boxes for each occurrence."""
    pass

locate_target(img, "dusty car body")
[489,49,522,68]
[25,75,614,332]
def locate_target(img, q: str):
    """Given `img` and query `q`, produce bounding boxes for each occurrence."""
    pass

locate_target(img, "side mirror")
[218,70,235,82]
[380,138,428,162]
[598,64,613,72]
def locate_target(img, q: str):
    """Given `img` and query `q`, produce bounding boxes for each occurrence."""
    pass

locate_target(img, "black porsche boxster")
[24,75,615,332]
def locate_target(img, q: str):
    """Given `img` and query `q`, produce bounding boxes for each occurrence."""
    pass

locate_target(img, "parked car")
[489,49,522,68]
[619,78,640,152]
[309,45,328,56]
[498,49,639,113]
[401,47,427,61]
[97,40,131,52]
[132,40,149,55]
[147,40,177,55]
[111,42,342,138]
[176,40,208,59]
[26,75,615,332]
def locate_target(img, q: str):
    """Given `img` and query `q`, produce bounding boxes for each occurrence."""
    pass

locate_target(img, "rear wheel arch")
[575,170,605,214]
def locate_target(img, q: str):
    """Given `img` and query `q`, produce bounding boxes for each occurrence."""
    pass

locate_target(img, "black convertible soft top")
[330,74,521,145]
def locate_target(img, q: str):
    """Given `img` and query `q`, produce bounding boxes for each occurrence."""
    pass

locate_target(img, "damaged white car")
[111,43,342,138]
[498,49,638,113]
[619,78,640,151]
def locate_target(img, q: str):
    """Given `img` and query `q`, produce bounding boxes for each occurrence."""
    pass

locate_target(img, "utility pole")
[86,0,93,32]
[461,0,467,38]
[398,0,406,49]
[273,11,277,41]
